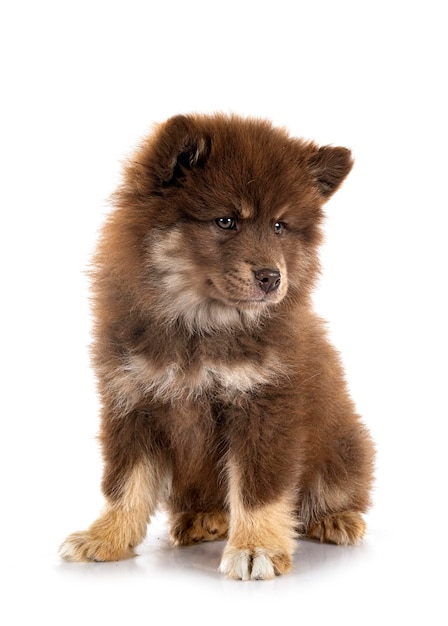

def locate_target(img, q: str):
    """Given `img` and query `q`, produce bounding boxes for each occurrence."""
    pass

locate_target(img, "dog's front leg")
[219,458,297,580]
[60,409,167,562]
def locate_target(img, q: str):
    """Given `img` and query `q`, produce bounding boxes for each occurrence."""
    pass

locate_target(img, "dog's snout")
[254,268,281,294]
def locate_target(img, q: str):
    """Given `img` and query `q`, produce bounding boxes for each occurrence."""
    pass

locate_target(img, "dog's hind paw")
[306,510,366,545]
[219,546,292,580]
[170,511,228,546]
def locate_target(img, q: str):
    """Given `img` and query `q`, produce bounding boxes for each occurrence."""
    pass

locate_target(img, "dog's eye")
[215,217,237,230]
[274,222,284,234]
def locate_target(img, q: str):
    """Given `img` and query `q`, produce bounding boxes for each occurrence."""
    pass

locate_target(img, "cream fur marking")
[219,461,297,580]
[239,201,254,219]
[59,461,167,562]
[105,350,290,411]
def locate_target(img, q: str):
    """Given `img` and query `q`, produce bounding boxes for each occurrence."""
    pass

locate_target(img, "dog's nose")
[254,268,281,294]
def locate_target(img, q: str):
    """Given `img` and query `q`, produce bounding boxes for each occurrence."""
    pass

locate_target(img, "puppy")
[60,114,375,580]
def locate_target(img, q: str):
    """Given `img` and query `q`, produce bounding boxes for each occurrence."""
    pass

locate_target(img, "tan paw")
[307,510,366,545]
[59,530,136,562]
[219,545,292,580]
[170,511,228,546]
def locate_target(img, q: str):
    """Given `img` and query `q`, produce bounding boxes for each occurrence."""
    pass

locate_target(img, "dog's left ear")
[308,146,353,198]
[155,115,212,188]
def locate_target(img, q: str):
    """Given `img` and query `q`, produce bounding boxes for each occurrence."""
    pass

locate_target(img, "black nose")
[254,268,281,294]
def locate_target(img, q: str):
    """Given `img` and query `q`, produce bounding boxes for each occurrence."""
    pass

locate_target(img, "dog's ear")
[155,115,212,188]
[308,145,353,198]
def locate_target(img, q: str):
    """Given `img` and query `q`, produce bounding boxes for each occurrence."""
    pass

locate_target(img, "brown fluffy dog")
[60,114,375,580]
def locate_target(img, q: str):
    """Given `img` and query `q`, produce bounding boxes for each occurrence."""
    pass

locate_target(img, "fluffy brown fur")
[60,113,375,580]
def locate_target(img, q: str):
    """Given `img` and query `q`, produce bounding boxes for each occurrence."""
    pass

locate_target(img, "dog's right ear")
[153,115,212,188]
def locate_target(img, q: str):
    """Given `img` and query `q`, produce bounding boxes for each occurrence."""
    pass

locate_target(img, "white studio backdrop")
[1,1,446,624]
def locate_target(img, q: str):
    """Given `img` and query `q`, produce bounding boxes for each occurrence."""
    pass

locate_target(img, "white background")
[1,1,447,623]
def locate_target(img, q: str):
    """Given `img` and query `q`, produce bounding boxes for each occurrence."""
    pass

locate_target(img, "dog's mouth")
[231,294,280,306]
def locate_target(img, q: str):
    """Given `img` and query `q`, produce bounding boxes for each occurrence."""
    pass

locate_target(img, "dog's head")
[114,114,353,332]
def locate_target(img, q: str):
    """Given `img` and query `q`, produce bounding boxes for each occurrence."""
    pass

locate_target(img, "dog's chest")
[128,354,279,401]
[111,340,287,409]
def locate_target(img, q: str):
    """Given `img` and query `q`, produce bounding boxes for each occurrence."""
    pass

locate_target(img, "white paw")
[219,547,276,580]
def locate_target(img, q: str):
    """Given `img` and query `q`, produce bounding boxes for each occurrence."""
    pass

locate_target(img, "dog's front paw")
[59,530,136,562]
[219,545,292,580]
[59,505,149,562]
